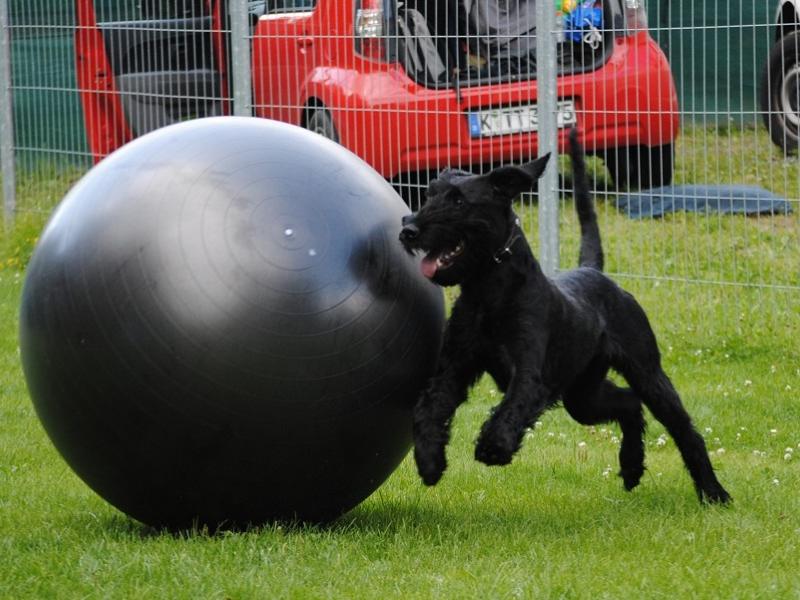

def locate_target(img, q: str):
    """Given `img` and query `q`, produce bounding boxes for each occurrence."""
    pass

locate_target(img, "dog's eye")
[453,196,464,207]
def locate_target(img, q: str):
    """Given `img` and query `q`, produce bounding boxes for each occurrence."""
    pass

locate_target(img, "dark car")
[761,0,800,154]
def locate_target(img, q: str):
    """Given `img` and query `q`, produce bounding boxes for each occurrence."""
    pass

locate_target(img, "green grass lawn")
[1,127,799,598]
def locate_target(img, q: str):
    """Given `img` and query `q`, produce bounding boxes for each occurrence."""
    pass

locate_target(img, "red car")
[77,0,678,193]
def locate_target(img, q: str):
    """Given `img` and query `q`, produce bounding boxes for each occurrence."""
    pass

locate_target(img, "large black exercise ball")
[20,117,444,529]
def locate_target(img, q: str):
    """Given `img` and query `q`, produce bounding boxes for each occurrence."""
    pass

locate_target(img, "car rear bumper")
[317,34,679,179]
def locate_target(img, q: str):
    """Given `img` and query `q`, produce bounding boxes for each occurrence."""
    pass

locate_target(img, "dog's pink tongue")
[420,255,438,279]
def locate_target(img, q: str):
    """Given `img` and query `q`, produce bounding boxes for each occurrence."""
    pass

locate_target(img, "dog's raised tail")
[569,127,604,271]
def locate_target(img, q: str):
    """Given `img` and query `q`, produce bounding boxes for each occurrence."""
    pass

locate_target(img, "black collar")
[493,216,522,264]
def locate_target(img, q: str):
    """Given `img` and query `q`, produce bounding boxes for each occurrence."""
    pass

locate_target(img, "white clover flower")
[744,379,752,387]
[772,478,780,486]
[716,448,726,455]
[784,453,792,462]
[704,427,713,435]
[770,429,778,435]
[785,447,794,454]
[577,441,587,448]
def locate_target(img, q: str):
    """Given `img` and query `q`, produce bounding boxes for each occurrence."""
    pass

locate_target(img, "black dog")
[398,129,730,504]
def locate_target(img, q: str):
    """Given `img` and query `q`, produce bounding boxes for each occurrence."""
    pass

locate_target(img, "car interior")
[396,0,613,87]
[97,1,224,137]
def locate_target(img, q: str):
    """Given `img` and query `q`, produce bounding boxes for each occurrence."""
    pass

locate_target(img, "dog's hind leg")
[621,365,730,504]
[563,378,647,491]
[603,293,730,503]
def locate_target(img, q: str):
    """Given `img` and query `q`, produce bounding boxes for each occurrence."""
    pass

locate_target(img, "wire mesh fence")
[1,0,798,331]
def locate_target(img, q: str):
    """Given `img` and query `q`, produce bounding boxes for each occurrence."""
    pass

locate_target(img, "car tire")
[605,143,674,190]
[760,30,800,155]
[305,108,340,143]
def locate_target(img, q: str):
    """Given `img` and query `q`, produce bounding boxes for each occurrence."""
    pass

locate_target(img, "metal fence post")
[0,0,15,226]
[229,0,253,117]
[535,0,559,276]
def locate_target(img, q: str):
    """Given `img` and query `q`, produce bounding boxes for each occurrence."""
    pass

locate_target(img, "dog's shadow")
[332,480,705,539]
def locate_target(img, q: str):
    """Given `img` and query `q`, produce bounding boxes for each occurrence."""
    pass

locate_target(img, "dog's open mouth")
[419,243,464,279]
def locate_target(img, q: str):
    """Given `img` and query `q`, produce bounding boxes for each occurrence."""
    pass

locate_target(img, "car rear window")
[138,0,210,19]
[266,0,317,13]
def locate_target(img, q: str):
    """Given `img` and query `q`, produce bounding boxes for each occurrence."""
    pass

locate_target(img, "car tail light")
[355,0,388,61]
[624,0,648,33]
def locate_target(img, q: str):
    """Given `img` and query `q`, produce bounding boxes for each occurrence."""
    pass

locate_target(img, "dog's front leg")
[475,359,552,467]
[413,303,483,485]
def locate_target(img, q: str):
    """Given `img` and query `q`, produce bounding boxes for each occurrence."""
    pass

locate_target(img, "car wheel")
[305,108,339,143]
[760,30,800,155]
[605,143,674,190]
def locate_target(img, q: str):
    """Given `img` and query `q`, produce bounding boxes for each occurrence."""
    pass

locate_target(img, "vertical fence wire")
[0,0,15,224]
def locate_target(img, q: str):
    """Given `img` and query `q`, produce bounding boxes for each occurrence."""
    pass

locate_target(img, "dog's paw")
[474,435,514,466]
[414,446,446,486]
[619,465,645,491]
[701,483,732,505]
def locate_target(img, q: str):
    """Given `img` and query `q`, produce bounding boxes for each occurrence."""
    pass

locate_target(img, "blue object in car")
[564,5,603,44]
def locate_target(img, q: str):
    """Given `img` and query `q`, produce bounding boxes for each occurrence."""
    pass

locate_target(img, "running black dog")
[398,129,730,504]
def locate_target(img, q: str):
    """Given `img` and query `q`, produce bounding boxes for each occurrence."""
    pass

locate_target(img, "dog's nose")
[399,223,420,242]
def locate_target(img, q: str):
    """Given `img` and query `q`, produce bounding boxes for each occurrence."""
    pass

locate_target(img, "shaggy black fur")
[399,129,731,504]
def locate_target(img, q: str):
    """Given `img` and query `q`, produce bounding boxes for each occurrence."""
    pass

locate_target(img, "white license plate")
[468,100,577,138]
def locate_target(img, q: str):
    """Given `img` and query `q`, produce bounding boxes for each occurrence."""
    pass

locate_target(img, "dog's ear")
[521,153,551,180]
[488,153,551,198]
